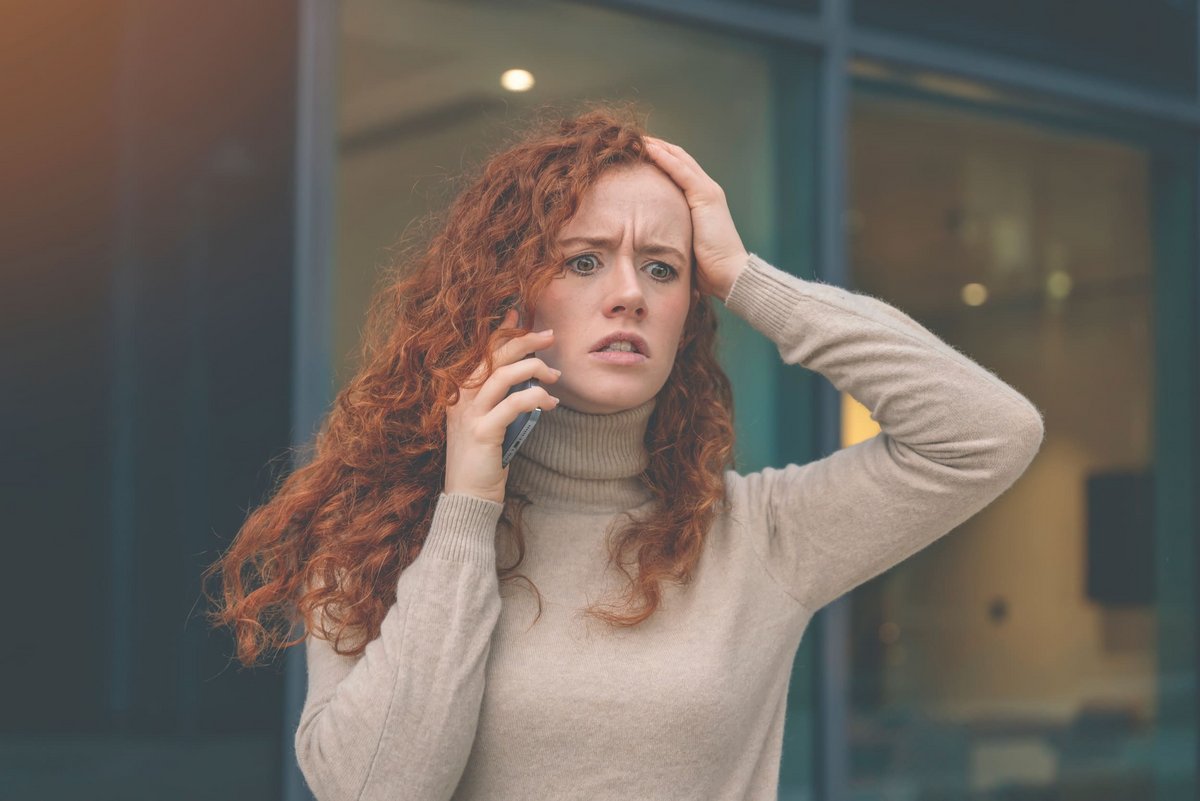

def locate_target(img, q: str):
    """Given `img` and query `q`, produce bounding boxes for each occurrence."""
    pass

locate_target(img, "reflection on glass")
[846,88,1194,800]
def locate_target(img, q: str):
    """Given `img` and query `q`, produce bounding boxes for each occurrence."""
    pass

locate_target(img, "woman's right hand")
[444,307,561,504]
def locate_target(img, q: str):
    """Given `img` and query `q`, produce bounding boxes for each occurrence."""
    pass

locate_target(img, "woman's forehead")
[558,178,691,250]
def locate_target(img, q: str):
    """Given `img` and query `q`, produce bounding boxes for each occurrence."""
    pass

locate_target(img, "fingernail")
[539,328,553,336]
[552,368,562,375]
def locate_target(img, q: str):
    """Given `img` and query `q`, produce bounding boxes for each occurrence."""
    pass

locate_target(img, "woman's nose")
[607,262,646,313]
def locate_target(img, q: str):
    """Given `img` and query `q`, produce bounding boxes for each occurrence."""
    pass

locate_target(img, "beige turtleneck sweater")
[294,252,1045,801]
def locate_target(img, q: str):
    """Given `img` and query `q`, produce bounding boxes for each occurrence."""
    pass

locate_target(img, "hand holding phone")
[442,307,560,504]
[501,306,548,468]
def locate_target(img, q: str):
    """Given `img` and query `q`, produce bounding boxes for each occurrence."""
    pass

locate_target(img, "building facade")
[6,1,1196,800]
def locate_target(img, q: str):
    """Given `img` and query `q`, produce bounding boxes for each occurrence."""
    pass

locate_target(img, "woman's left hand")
[643,136,749,302]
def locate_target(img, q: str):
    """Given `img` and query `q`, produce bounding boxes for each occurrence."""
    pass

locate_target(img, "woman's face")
[529,162,694,415]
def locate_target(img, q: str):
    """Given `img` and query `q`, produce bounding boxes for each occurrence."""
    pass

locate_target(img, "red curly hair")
[203,100,737,667]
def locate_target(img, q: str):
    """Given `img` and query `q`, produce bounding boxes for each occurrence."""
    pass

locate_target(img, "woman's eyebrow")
[558,235,687,265]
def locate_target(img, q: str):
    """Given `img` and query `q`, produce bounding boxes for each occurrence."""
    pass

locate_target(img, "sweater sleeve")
[723,252,1045,613]
[293,491,505,801]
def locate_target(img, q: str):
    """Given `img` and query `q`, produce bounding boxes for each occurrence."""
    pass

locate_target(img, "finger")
[644,137,674,162]
[478,360,560,414]
[644,137,675,164]
[497,306,519,332]
[644,139,715,198]
[481,385,560,437]
[488,311,544,361]
[467,330,555,395]
[654,138,718,186]
[467,322,545,387]
[644,142,689,189]
[495,327,553,364]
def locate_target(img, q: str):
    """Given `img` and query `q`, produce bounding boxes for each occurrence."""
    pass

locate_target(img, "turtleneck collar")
[505,395,658,513]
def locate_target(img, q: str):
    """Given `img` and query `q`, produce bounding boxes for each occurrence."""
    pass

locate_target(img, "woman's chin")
[556,388,656,415]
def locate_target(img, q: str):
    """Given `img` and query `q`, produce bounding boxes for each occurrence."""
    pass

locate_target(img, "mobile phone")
[500,305,542,468]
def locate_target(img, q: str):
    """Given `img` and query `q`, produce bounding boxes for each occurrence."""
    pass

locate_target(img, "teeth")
[601,341,637,352]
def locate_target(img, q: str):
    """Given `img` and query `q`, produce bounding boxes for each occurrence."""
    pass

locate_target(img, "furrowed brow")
[558,235,687,265]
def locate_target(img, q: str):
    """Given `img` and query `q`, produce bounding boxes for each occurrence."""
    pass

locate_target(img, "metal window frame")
[285,1,337,799]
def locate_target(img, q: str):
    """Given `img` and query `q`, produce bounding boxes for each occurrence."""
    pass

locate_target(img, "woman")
[205,104,1044,800]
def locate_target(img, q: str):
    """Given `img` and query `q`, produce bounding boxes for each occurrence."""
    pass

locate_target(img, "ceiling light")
[500,69,535,92]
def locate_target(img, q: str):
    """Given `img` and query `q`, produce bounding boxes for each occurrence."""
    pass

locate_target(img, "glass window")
[844,82,1197,799]
[853,0,1198,98]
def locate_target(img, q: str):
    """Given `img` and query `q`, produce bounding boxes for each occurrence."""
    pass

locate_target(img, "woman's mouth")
[589,351,648,365]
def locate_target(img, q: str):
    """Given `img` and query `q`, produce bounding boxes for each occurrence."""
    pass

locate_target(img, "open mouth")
[593,344,643,355]
[590,349,648,364]
[589,333,649,356]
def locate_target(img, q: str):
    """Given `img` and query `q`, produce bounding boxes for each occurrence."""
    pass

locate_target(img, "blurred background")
[3,0,1197,799]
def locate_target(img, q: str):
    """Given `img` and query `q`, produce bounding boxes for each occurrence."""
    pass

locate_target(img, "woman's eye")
[568,254,599,275]
[566,254,678,282]
[647,262,675,281]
